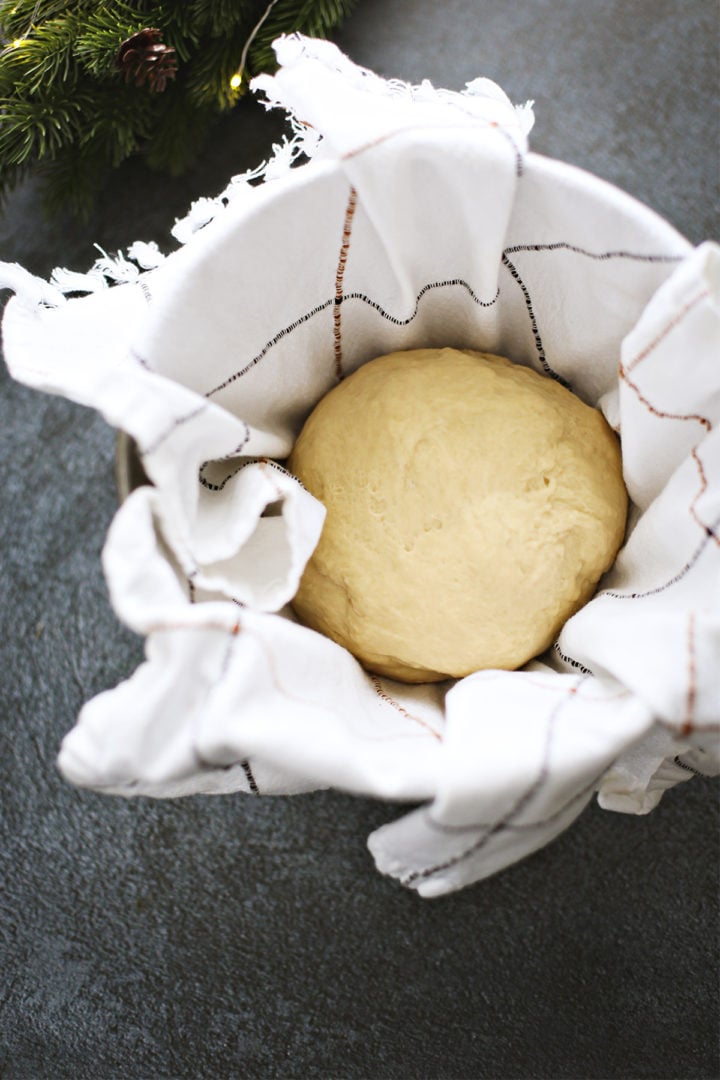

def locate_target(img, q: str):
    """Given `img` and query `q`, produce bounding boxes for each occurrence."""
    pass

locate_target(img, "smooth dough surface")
[288,348,627,683]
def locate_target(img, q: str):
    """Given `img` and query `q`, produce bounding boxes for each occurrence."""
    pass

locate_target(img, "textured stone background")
[1,2,718,1077]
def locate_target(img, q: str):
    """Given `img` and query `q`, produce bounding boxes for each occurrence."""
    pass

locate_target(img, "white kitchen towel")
[2,36,718,896]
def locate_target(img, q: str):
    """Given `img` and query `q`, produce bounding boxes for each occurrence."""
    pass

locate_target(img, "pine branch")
[1,16,78,93]
[149,2,202,51]
[38,140,111,218]
[0,91,91,165]
[73,4,151,78]
[0,156,28,210]
[248,0,356,75]
[142,80,215,173]
[0,0,358,214]
[79,82,155,164]
[184,21,250,108]
[186,0,255,38]
[0,1,77,39]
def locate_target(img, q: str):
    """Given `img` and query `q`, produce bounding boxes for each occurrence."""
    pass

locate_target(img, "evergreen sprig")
[0,0,356,215]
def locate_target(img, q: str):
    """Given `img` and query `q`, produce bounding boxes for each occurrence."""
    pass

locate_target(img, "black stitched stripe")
[503,243,683,263]
[200,245,680,401]
[498,243,681,389]
[401,681,587,887]
[601,512,720,599]
[198,453,303,494]
[199,463,246,492]
[205,298,336,398]
[240,759,260,794]
[552,642,594,676]
[673,755,703,776]
[343,278,500,325]
[423,769,601,834]
[204,280,500,399]
[495,127,524,177]
[198,426,252,491]
[501,253,569,386]
[129,346,152,370]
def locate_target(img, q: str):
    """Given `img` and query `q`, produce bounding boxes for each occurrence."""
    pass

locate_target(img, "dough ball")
[288,348,627,683]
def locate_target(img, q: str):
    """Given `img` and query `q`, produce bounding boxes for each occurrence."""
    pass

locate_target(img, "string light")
[229,73,242,90]
[10,37,28,48]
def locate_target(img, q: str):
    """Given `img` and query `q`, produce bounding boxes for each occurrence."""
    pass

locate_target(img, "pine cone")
[116,28,177,93]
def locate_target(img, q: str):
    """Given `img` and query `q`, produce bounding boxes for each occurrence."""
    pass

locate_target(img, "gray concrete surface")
[1,2,718,1077]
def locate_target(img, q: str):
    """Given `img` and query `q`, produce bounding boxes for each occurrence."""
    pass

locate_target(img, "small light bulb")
[229,73,242,90]
[11,37,27,48]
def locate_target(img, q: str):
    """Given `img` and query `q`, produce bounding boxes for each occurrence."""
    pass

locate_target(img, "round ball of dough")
[288,348,627,683]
